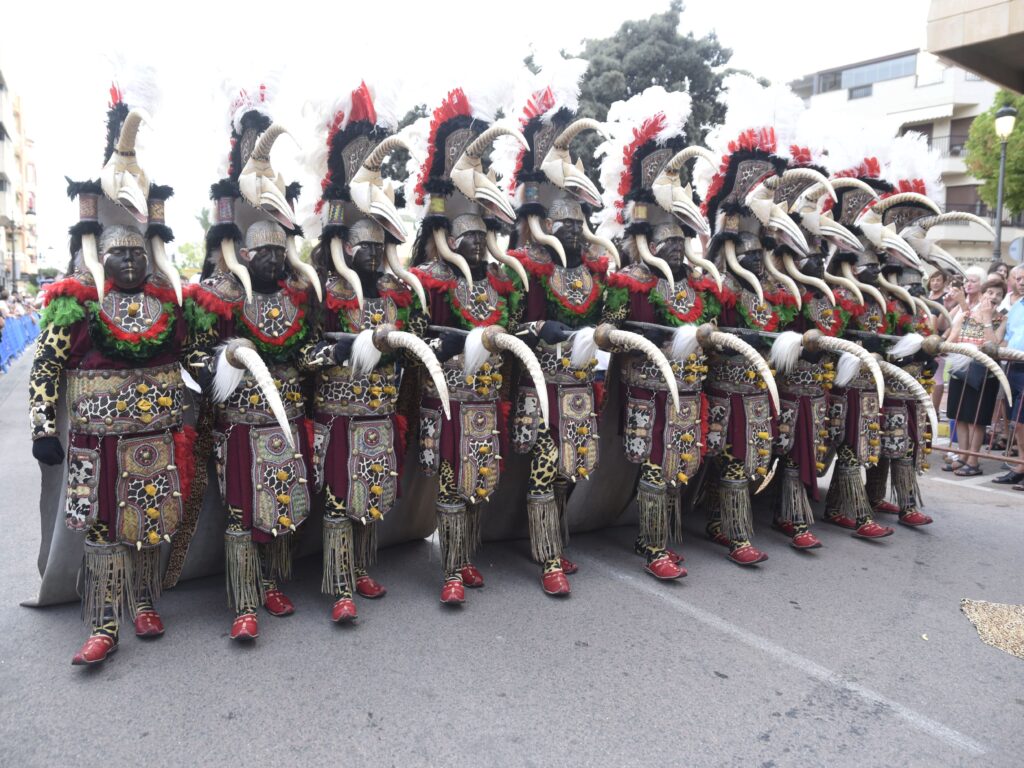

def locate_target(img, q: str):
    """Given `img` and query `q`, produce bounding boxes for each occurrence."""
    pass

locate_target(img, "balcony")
[946,202,1024,229]
[929,134,970,157]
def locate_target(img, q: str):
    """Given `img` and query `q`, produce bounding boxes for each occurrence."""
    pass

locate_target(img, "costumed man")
[190,87,322,641]
[302,83,449,622]
[407,88,546,605]
[30,84,193,665]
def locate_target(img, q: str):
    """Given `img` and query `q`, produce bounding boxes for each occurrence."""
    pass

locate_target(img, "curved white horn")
[921,297,953,326]
[329,236,363,310]
[765,252,802,309]
[581,221,619,269]
[636,234,674,292]
[220,238,253,304]
[683,238,723,290]
[696,325,780,413]
[812,335,884,404]
[116,108,150,155]
[597,325,680,413]
[484,231,529,290]
[841,263,886,314]
[227,343,296,449]
[553,118,604,149]
[250,123,290,162]
[782,253,834,306]
[872,192,941,216]
[878,272,915,309]
[724,239,764,304]
[285,234,322,302]
[935,342,1013,402]
[480,327,549,427]
[363,135,410,172]
[380,329,450,419]
[528,215,566,267]
[664,146,719,174]
[81,233,107,304]
[463,124,529,159]
[823,267,864,305]
[385,242,429,317]
[150,236,183,306]
[908,211,995,236]
[433,228,474,286]
[876,358,939,443]
[783,168,836,201]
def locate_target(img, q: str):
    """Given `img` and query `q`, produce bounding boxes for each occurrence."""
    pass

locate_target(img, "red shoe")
[355,575,388,599]
[899,510,933,527]
[230,613,259,641]
[560,557,578,575]
[823,514,858,530]
[134,610,165,638]
[666,549,684,564]
[853,521,894,539]
[331,598,358,623]
[71,635,117,666]
[645,556,687,580]
[542,568,571,596]
[440,579,465,605]
[727,544,768,566]
[459,564,485,588]
[706,527,732,548]
[873,500,900,515]
[791,531,822,550]
[263,589,295,617]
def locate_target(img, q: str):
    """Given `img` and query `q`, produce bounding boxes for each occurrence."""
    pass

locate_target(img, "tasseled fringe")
[825,461,871,523]
[224,530,264,612]
[778,465,814,526]
[718,477,754,542]
[353,522,379,570]
[638,480,669,551]
[554,477,571,546]
[669,485,684,544]
[865,458,890,506]
[132,545,162,606]
[262,535,294,583]
[437,502,469,575]
[465,504,483,558]
[892,457,923,511]
[527,493,563,563]
[322,517,355,597]
[82,541,135,629]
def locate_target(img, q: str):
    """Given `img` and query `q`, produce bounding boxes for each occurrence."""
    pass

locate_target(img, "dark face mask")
[801,254,825,280]
[738,249,765,277]
[350,242,385,275]
[104,247,148,291]
[454,231,487,267]
[248,246,287,288]
[653,237,688,277]
[857,264,880,284]
[552,219,584,265]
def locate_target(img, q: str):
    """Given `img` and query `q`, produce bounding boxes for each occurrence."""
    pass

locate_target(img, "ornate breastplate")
[66,363,185,436]
[315,362,402,417]
[548,265,595,309]
[777,357,829,398]
[737,287,777,331]
[804,293,843,335]
[241,291,301,341]
[653,278,702,323]
[100,291,165,335]
[708,351,770,395]
[219,364,305,425]
[200,271,245,304]
[450,277,503,327]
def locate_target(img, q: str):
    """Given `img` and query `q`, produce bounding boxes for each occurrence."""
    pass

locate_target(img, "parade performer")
[190,85,320,640]
[408,88,548,604]
[303,83,449,622]
[30,82,192,665]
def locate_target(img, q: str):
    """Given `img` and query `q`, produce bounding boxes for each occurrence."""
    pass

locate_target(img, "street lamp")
[992,104,1018,261]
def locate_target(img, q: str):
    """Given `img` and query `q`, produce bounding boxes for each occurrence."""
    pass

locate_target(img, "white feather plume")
[211,345,246,403]
[669,325,700,362]
[569,326,598,369]
[769,331,804,374]
[884,132,943,198]
[835,352,862,388]
[463,327,490,376]
[887,332,924,360]
[350,329,382,376]
[401,115,433,221]
[106,56,161,117]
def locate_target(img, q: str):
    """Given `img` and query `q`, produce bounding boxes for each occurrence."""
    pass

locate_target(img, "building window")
[849,85,873,99]
[840,53,916,90]
[817,71,842,93]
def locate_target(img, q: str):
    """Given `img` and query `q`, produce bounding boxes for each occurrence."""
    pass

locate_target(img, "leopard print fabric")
[29,324,73,438]
[528,430,559,497]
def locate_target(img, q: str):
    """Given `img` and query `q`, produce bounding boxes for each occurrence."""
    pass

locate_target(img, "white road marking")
[588,554,988,757]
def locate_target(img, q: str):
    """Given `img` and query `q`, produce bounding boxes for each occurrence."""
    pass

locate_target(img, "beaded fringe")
[778,465,814,526]
[825,460,871,523]
[133,545,162,606]
[82,541,135,629]
[322,516,355,597]
[527,493,562,563]
[224,530,264,612]
[638,480,669,551]
[465,504,482,558]
[437,501,469,575]
[354,522,378,570]
[718,477,753,542]
[669,485,684,545]
[892,457,924,511]
[262,535,293,583]
[865,457,890,506]
[554,476,571,546]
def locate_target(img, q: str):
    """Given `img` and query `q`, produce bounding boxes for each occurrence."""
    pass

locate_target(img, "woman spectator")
[927,270,950,412]
[944,274,1007,475]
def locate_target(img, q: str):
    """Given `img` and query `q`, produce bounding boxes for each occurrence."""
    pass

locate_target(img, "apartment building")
[0,66,38,292]
[790,49,1021,267]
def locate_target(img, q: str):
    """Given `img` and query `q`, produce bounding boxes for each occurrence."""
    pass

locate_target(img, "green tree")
[195,207,212,235]
[383,105,428,184]
[175,241,204,278]
[966,90,1024,215]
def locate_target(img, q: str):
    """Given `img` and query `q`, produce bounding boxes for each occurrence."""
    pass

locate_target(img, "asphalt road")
[1,348,1022,768]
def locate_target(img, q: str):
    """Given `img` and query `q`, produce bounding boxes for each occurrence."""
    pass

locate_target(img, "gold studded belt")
[67,363,185,436]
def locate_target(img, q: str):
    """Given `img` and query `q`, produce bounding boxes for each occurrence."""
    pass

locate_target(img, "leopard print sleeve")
[600,286,630,327]
[297,329,335,373]
[29,324,74,439]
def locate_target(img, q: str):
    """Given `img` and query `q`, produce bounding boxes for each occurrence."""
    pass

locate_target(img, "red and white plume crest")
[411,88,476,206]
[594,86,693,236]
[883,131,942,199]
[224,74,280,135]
[105,56,160,115]
[516,54,589,125]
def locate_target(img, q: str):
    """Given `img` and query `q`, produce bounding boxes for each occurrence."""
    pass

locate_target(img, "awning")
[890,103,954,128]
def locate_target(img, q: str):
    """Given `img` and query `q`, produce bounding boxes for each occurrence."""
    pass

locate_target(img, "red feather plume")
[615,115,666,223]
[700,127,777,217]
[108,83,123,109]
[789,145,813,166]
[415,89,474,205]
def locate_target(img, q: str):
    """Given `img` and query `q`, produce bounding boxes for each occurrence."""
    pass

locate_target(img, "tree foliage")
[383,104,429,184]
[966,89,1024,215]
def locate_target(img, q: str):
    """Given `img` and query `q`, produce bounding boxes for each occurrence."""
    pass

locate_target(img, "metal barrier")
[0,313,40,372]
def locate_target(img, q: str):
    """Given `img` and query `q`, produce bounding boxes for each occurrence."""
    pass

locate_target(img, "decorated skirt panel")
[114,433,183,547]
[536,342,598,386]
[884,362,928,400]
[845,387,882,466]
[249,423,311,535]
[620,348,708,394]
[555,385,599,480]
[344,418,398,524]
[67,363,185,436]
[705,390,774,480]
[772,394,830,475]
[708,352,770,396]
[826,393,848,447]
[430,353,504,401]
[314,361,402,417]
[623,390,703,485]
[879,403,911,460]
[219,364,305,426]
[455,401,501,501]
[777,357,831,399]
[65,446,101,531]
[512,385,545,454]
[417,404,444,477]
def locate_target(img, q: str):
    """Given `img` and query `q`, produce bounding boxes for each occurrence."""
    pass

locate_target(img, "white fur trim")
[211,346,245,403]
[463,327,489,376]
[569,326,598,369]
[769,331,804,374]
[350,329,382,376]
[669,325,700,362]
[835,352,862,388]
[887,332,924,360]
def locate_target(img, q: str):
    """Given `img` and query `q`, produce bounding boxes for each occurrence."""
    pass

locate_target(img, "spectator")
[989,262,1010,282]
[927,270,950,411]
[996,272,1024,489]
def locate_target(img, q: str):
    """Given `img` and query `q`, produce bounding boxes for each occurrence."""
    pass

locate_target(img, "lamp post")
[992,104,1018,261]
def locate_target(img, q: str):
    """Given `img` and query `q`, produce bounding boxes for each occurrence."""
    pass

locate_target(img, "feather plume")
[463,326,490,376]
[670,325,700,362]
[769,331,804,374]
[569,326,598,369]
[887,332,924,360]
[350,329,383,376]
[835,352,862,388]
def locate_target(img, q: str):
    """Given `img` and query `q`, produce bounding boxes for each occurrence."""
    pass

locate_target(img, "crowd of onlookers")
[0,289,43,373]
[933,262,1024,490]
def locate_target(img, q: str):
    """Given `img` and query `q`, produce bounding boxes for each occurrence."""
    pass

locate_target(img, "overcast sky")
[2,0,931,265]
